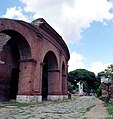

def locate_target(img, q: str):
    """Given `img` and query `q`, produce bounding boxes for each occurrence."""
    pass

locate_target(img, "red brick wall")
[0,18,69,101]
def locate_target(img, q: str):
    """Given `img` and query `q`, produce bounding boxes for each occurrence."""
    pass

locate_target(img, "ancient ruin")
[0,18,70,102]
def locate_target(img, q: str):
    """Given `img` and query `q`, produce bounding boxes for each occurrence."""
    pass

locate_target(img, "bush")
[96,85,102,97]
[105,101,113,119]
[68,82,73,93]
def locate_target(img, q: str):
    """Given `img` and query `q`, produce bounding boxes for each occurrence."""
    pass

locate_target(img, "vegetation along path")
[0,96,108,119]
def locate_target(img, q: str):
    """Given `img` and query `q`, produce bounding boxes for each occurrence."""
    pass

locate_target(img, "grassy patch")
[0,101,45,108]
[6,102,32,107]
[105,101,113,119]
[0,97,75,109]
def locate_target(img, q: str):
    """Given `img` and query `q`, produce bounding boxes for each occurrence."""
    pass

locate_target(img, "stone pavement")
[0,96,106,119]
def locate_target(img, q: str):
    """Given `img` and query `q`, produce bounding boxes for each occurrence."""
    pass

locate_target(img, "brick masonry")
[0,18,70,102]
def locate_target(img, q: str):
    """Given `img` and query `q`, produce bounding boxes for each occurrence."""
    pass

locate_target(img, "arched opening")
[0,36,20,101]
[62,62,65,76]
[62,62,66,94]
[0,30,31,59]
[0,30,31,101]
[42,51,58,100]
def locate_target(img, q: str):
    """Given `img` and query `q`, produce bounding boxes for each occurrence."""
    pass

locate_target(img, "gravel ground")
[0,96,96,119]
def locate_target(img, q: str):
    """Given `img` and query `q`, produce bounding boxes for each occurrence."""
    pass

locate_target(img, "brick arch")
[0,29,33,100]
[0,37,20,101]
[62,61,68,98]
[43,51,58,70]
[0,30,31,59]
[42,48,59,69]
[42,51,58,100]
[0,29,33,101]
[62,61,65,75]
[0,18,38,59]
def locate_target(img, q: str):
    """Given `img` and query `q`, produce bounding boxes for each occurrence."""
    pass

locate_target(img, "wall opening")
[62,62,65,94]
[42,51,58,100]
[0,30,31,101]
[9,68,20,100]
[42,57,48,100]
[0,37,20,101]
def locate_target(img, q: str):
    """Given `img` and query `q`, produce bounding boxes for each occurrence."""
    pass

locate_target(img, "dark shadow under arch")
[42,51,58,100]
[62,62,65,76]
[62,61,66,95]
[0,30,31,59]
[0,30,32,101]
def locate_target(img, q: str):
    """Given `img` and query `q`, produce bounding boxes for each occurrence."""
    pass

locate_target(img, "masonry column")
[48,69,62,101]
[62,74,68,99]
[16,59,36,102]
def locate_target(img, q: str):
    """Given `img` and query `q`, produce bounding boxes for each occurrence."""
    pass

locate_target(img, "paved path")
[0,96,108,119]
[84,99,108,119]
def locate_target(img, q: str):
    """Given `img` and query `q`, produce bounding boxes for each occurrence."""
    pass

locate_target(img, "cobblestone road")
[0,96,96,119]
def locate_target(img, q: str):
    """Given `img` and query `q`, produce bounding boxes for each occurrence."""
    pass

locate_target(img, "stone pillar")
[47,69,62,101]
[16,59,37,102]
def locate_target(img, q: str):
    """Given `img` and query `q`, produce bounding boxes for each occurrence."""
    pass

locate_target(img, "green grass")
[105,101,113,119]
[6,102,33,107]
[0,101,45,108]
[0,97,73,109]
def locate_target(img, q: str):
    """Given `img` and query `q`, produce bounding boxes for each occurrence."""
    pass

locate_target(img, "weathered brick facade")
[0,18,70,102]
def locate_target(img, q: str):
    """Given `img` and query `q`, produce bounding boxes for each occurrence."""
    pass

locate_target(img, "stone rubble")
[0,96,96,119]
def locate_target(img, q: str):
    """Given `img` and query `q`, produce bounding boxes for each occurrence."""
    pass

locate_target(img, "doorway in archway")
[1,38,20,100]
[0,33,20,101]
[0,30,31,101]
[62,62,66,95]
[9,68,20,100]
[42,51,58,100]
[42,58,48,100]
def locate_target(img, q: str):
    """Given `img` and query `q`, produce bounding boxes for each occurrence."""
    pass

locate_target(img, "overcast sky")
[1,0,113,75]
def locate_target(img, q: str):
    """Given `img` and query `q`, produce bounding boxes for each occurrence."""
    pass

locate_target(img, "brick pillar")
[62,74,68,99]
[62,74,68,94]
[47,69,63,101]
[17,59,37,102]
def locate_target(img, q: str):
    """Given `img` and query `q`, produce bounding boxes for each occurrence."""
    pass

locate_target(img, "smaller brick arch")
[62,62,65,76]
[42,51,58,100]
[43,51,58,70]
[62,61,68,96]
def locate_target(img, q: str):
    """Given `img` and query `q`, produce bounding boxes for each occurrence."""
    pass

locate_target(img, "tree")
[68,69,96,82]
[68,82,74,93]
[98,64,113,78]
[68,69,97,94]
[104,64,113,78]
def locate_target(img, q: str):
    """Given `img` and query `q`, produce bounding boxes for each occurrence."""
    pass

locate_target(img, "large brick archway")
[0,18,70,102]
[0,36,20,101]
[0,30,32,101]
